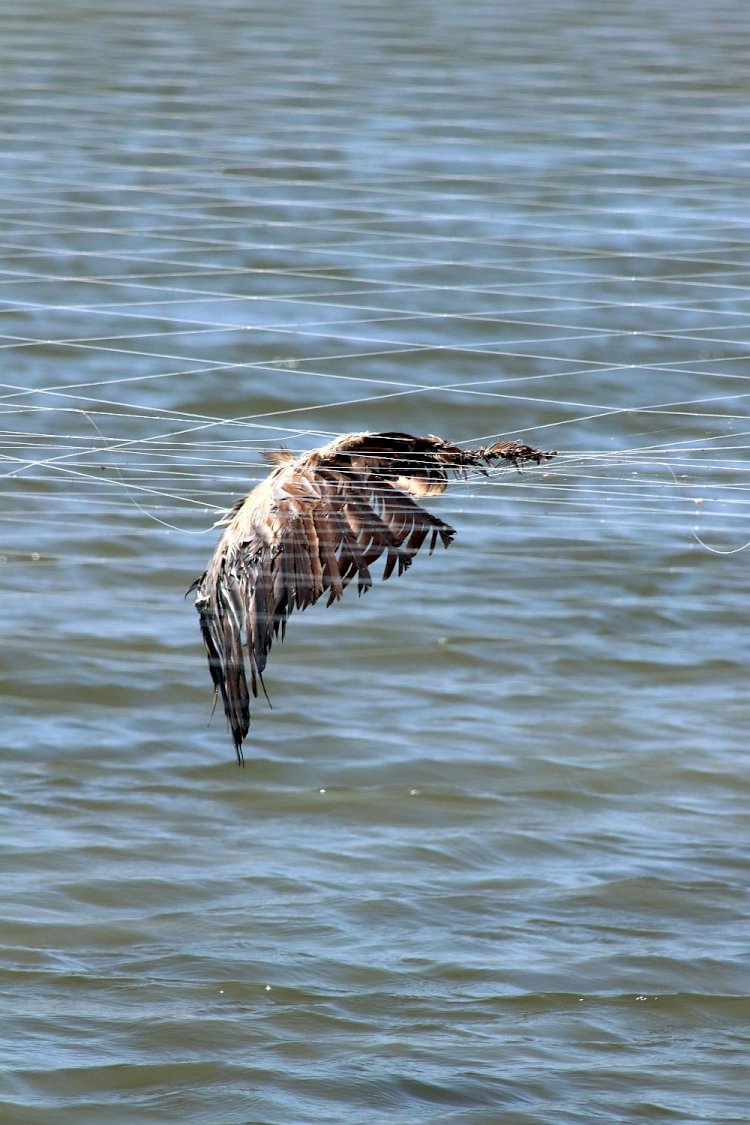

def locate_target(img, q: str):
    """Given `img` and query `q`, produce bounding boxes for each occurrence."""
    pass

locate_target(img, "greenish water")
[2,1,750,1122]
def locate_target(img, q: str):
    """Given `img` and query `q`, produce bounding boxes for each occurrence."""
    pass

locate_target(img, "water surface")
[2,1,750,1122]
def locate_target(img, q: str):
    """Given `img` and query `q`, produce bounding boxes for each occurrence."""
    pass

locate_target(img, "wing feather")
[314,501,345,606]
[193,430,554,761]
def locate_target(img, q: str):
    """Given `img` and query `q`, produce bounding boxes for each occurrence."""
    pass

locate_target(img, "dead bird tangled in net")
[191,431,556,763]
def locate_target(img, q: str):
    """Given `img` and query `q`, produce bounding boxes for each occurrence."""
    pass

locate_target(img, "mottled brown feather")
[192,430,555,762]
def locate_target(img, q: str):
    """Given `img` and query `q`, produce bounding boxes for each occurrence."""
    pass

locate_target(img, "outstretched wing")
[192,447,456,763]
[193,431,555,762]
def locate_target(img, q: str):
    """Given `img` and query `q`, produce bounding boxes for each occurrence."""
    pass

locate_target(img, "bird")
[191,431,556,763]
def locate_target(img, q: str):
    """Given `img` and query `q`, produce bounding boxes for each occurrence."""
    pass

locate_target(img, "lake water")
[2,1,750,1122]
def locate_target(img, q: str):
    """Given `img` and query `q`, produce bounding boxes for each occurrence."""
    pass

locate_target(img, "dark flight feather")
[192,431,555,763]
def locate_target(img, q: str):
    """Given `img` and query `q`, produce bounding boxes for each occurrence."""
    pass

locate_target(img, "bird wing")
[193,437,458,762]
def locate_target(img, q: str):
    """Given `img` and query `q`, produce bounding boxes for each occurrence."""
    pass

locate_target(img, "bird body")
[192,431,554,762]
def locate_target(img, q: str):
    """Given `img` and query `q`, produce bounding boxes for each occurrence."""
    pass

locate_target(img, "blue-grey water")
[2,1,750,1122]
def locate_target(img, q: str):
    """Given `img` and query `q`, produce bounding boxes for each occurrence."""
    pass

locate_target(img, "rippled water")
[2,1,750,1122]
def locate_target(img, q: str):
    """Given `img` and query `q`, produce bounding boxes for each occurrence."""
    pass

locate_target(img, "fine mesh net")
[2,0,750,561]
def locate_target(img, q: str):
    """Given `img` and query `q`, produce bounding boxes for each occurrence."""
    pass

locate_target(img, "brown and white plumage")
[191,431,555,763]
